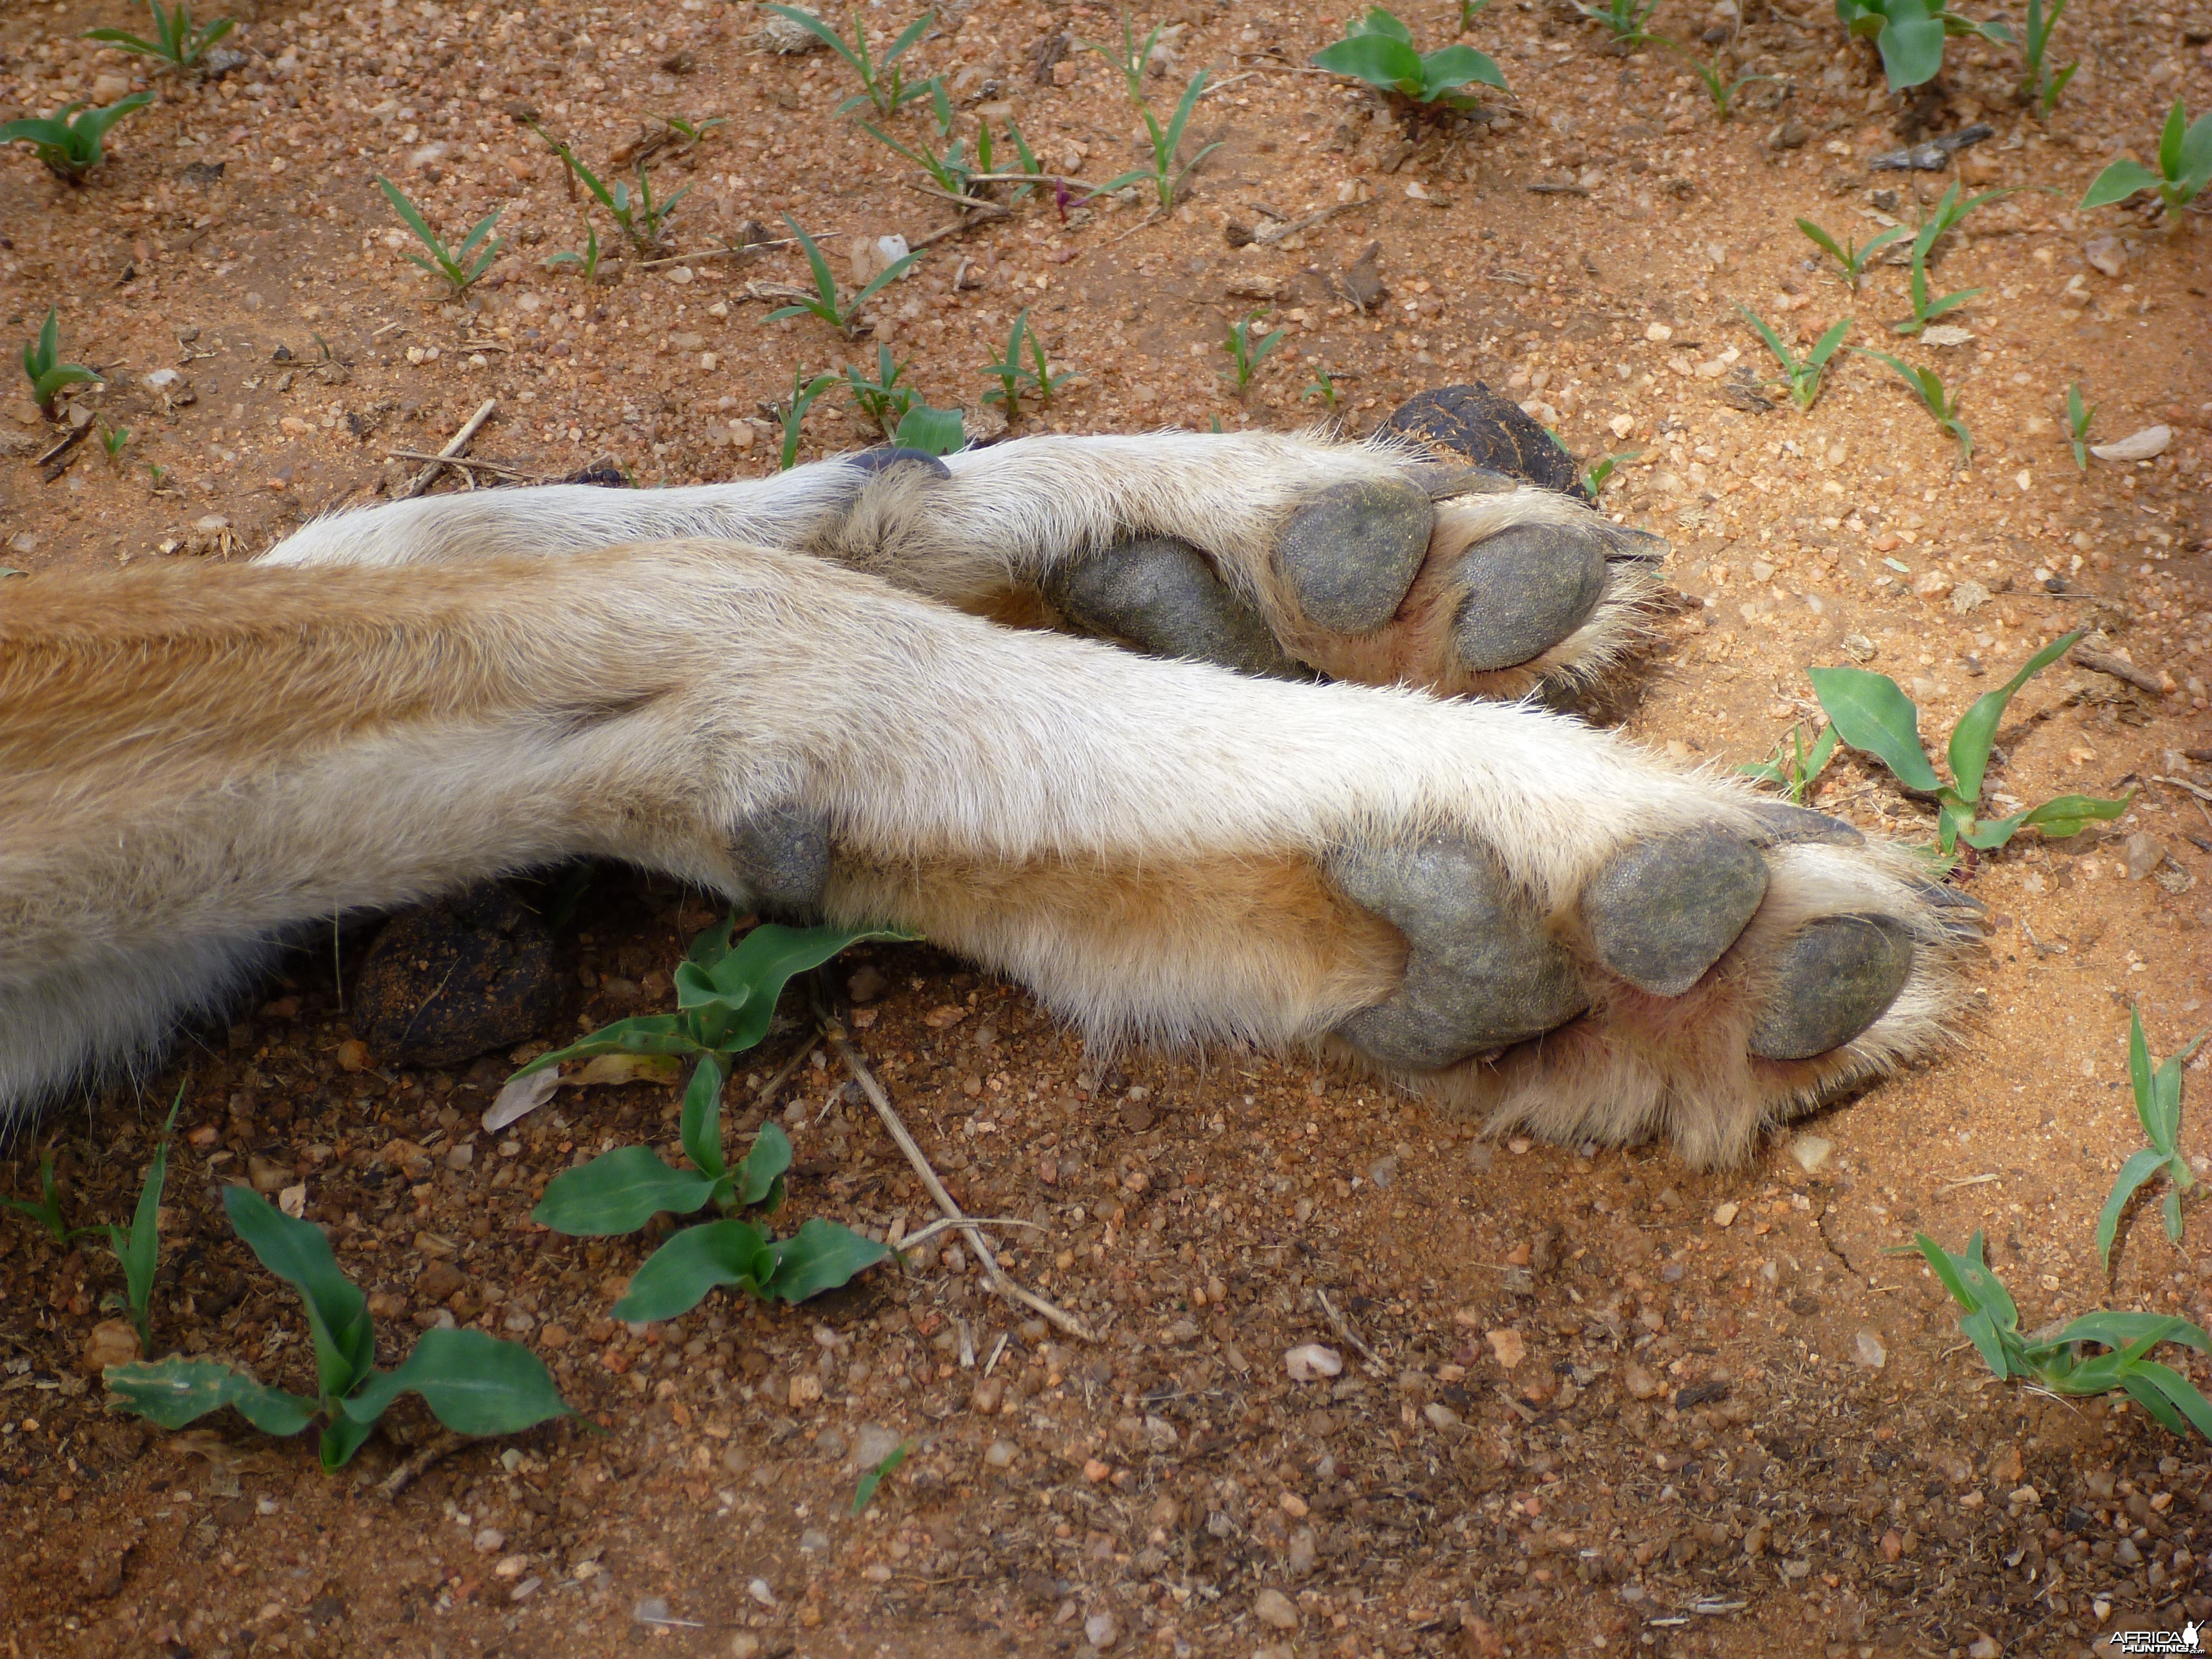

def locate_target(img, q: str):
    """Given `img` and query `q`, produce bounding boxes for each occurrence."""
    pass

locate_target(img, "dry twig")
[378,1430,471,1499]
[398,399,497,500]
[816,1006,1095,1342]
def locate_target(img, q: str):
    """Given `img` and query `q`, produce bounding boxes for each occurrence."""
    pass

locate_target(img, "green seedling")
[1854,347,1973,465]
[1739,309,1850,413]
[145,462,170,493]
[1303,368,1340,409]
[1915,1230,2212,1439]
[2096,1008,2209,1271]
[1578,446,1641,496]
[1081,9,1165,104]
[1311,8,1505,108]
[2082,100,2212,214]
[2,1150,75,1244]
[377,177,502,296]
[763,5,935,117]
[19,306,102,417]
[1808,627,2129,858]
[542,215,603,281]
[766,215,918,336]
[980,308,1070,421]
[1574,0,1661,45]
[847,344,917,437]
[2016,0,2075,115]
[106,1186,569,1468]
[93,1088,182,1350]
[1890,181,2010,335]
[1457,0,1491,29]
[860,112,978,201]
[660,112,727,146]
[2065,382,2095,471]
[852,1439,912,1514]
[100,421,129,463]
[0,93,154,184]
[84,0,234,75]
[1794,217,1908,292]
[1656,43,1773,118]
[1095,69,1222,210]
[1833,0,2013,92]
[1220,310,1286,397]
[778,368,841,471]
[525,921,906,1322]
[531,127,689,254]
[1740,721,1840,804]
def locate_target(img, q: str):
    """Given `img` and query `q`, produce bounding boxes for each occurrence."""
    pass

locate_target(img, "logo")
[2111,1624,2203,1656]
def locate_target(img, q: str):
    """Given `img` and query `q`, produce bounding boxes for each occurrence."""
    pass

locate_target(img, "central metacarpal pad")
[1326,833,1588,1070]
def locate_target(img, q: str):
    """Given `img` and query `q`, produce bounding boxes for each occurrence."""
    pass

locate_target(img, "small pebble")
[1485,1328,1526,1371]
[1710,1201,1739,1228]
[80,1319,141,1374]
[1880,1530,1903,1562]
[798,1528,831,1553]
[1789,1134,1833,1175]
[633,1597,670,1624]
[1854,1329,1887,1370]
[1284,1344,1342,1381]
[1623,1361,1664,1400]
[2120,832,2167,880]
[1254,1587,1300,1630]
[853,1423,903,1467]
[1083,1610,1119,1649]
[985,1439,1016,1468]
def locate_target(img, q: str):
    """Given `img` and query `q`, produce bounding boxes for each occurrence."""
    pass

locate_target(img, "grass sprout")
[2016,0,2075,115]
[2065,381,2095,470]
[762,5,935,117]
[2081,99,2212,213]
[1740,308,1850,411]
[0,93,154,184]
[1855,347,1973,464]
[1221,310,1286,397]
[1097,68,1220,208]
[766,215,917,336]
[1740,722,1839,804]
[84,0,233,75]
[1794,216,1908,291]
[19,306,102,416]
[1311,7,1505,107]
[378,176,502,295]
[2096,1006,2209,1270]
[779,368,841,470]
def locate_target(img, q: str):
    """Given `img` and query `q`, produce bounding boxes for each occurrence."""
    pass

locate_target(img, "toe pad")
[1585,827,1768,998]
[1276,477,1434,634]
[1451,524,1609,672]
[1045,538,1302,679]
[1748,914,1914,1060]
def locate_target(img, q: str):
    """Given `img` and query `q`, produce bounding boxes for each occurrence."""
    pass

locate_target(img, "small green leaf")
[1807,666,1943,792]
[735,1121,794,1208]
[2048,1311,2212,1357]
[2080,158,2163,209]
[1874,0,1947,87]
[222,1186,375,1401]
[1357,6,1417,41]
[1416,44,1506,95]
[2016,791,2132,837]
[532,1146,721,1237]
[761,1216,891,1302]
[611,1217,774,1321]
[1958,1306,2012,1379]
[2129,1006,2162,1148]
[893,401,968,456]
[512,1014,698,1079]
[2128,1360,2212,1440]
[1312,32,1426,88]
[337,1328,571,1437]
[677,1053,729,1182]
[852,1439,911,1515]
[1945,629,2080,804]
[2097,1148,2168,1270]
[102,1356,317,1438]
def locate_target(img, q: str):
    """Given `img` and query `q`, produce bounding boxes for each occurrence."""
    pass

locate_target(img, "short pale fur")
[0,431,1961,1164]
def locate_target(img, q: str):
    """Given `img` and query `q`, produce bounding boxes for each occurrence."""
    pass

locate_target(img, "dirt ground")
[3,0,2210,1654]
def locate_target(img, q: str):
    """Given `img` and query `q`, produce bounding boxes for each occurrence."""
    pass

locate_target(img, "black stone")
[352,884,559,1067]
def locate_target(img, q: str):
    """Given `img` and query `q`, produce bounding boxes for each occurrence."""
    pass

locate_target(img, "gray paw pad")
[1327,834,1588,1070]
[730,804,832,921]
[1585,828,1768,998]
[1747,914,1914,1060]
[1745,803,1864,848]
[1451,524,1609,672]
[1276,477,1434,633]
[1044,538,1302,679]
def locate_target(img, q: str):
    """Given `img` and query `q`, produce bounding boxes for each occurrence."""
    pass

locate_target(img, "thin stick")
[898,1215,1046,1249]
[398,399,497,500]
[2071,645,2164,696]
[2153,774,2212,805]
[383,449,540,478]
[1255,199,1364,246]
[818,1011,1095,1342]
[750,1031,822,1107]
[637,234,852,270]
[378,1430,470,1499]
[1316,1287,1385,1371]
